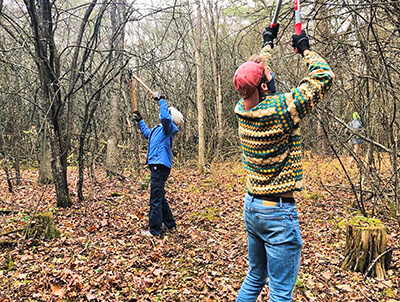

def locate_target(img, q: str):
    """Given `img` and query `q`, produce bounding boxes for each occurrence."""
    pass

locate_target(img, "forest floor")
[0,155,399,302]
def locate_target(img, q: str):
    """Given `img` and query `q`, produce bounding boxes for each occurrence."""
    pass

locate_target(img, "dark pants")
[149,164,176,235]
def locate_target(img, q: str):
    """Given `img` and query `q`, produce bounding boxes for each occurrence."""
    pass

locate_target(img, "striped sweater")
[235,47,334,196]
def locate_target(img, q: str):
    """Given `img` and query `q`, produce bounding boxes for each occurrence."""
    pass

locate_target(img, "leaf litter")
[0,158,399,301]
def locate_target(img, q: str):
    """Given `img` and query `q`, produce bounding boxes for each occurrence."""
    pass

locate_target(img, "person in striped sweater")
[234,25,334,302]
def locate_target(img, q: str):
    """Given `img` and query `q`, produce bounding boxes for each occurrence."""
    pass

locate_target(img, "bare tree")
[106,0,125,175]
[203,0,223,154]
[22,0,72,207]
[195,0,205,171]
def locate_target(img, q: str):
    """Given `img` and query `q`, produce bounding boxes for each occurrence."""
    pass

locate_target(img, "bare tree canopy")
[0,0,398,214]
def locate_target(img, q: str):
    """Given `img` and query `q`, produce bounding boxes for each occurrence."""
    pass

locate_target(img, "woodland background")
[0,0,399,301]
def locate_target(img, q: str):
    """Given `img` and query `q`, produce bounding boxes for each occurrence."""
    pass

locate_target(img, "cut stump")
[341,216,391,279]
[25,212,60,240]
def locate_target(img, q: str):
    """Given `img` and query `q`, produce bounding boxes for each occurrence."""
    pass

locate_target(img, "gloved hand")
[153,92,165,101]
[292,30,310,55]
[263,24,280,48]
[132,110,142,122]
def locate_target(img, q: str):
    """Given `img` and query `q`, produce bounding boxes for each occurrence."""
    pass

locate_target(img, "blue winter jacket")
[138,99,179,168]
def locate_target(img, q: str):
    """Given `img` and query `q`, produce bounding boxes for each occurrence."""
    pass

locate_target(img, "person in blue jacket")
[132,92,184,237]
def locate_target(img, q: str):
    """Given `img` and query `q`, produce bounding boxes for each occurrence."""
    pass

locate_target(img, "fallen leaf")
[336,284,352,292]
[86,292,96,301]
[17,273,28,279]
[50,284,65,297]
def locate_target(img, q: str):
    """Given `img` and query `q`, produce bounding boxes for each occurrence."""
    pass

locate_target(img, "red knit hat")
[233,61,264,108]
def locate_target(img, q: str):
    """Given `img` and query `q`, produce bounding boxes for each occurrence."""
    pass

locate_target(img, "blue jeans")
[236,193,302,302]
[149,164,176,235]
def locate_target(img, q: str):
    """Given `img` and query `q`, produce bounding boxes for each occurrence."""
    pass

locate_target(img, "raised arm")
[138,119,151,139]
[287,30,335,123]
[259,24,279,72]
[132,110,151,139]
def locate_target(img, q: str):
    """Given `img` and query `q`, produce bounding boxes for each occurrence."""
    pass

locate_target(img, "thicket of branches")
[0,0,399,218]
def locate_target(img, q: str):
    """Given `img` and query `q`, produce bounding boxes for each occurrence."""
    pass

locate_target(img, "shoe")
[140,230,154,237]
[162,223,177,232]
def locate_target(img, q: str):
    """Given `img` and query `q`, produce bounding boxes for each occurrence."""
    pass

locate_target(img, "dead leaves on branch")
[0,159,399,301]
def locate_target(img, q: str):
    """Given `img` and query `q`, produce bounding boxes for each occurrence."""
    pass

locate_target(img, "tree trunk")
[24,0,71,207]
[204,0,223,154]
[39,146,53,185]
[48,124,72,208]
[106,0,124,176]
[342,221,391,279]
[38,123,53,184]
[0,132,12,192]
[9,89,22,185]
[315,1,328,155]
[106,83,119,174]
[195,0,205,172]
[316,117,327,155]
[67,0,98,200]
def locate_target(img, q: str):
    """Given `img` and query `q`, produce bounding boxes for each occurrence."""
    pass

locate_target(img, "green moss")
[383,287,396,298]
[7,256,15,271]
[293,277,305,292]
[184,185,199,194]
[306,193,324,200]
[191,206,219,221]
[347,215,383,227]
[389,202,396,217]
[338,215,387,231]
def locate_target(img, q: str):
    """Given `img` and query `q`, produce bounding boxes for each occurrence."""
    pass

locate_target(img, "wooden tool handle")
[129,79,137,111]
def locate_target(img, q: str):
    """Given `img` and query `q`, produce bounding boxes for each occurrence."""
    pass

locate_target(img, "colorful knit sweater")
[235,47,334,196]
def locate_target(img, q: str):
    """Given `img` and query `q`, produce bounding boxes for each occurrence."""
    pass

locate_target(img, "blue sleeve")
[159,99,174,135]
[138,120,151,139]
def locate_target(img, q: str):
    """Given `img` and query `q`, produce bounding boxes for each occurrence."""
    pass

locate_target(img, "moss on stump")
[341,216,391,279]
[24,212,60,240]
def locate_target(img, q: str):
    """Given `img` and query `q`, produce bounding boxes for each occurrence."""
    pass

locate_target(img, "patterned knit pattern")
[235,49,334,195]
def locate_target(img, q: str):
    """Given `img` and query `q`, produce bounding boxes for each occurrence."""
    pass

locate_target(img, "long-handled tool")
[128,71,137,111]
[130,72,155,96]
[294,0,302,35]
[270,0,283,28]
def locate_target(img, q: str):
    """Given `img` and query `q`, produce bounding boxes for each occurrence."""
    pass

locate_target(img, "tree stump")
[25,212,60,240]
[341,216,391,279]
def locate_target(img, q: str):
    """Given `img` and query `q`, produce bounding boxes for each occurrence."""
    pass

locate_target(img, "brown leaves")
[50,283,65,297]
[0,162,399,301]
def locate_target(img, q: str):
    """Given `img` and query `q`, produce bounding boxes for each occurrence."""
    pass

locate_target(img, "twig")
[0,209,30,215]
[363,247,394,280]
[317,116,367,215]
[359,283,377,302]
[0,241,17,247]
[0,228,25,237]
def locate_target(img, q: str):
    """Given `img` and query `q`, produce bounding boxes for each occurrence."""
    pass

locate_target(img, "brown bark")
[106,0,125,175]
[195,0,205,172]
[204,0,223,153]
[38,123,53,185]
[24,0,71,207]
[342,223,391,279]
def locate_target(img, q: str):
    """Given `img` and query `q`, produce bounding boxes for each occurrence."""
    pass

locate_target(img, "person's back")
[235,43,334,197]
[347,112,363,164]
[233,25,334,302]
[132,93,184,237]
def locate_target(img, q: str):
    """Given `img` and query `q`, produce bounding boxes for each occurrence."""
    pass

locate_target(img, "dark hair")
[260,72,268,85]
